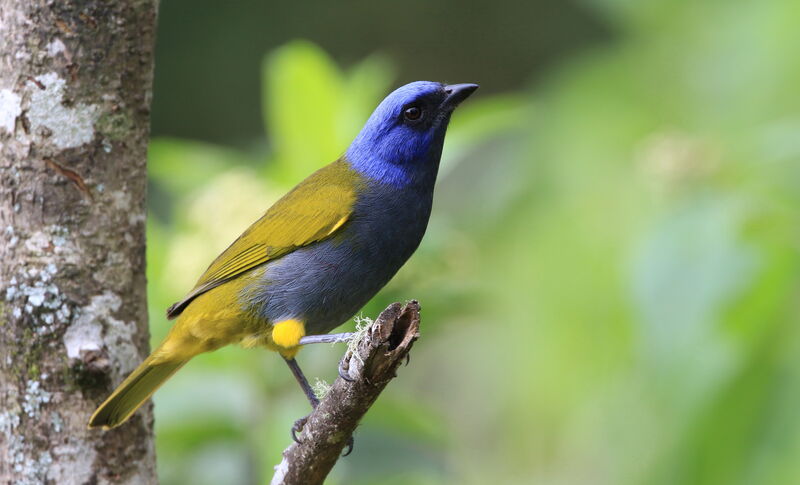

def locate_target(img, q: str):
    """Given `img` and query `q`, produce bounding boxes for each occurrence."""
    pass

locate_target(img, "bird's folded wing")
[166,162,359,319]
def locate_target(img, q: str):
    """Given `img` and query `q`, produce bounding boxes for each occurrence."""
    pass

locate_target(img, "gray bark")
[0,1,159,484]
[271,301,421,485]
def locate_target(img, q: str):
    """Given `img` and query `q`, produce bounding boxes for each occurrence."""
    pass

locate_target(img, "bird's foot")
[290,413,354,457]
[342,435,354,456]
[338,352,355,382]
[291,415,309,444]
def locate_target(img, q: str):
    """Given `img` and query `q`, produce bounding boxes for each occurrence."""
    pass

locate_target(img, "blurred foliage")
[151,0,608,144]
[147,1,800,484]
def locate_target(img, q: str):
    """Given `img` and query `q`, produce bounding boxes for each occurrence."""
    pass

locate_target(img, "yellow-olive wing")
[166,161,358,319]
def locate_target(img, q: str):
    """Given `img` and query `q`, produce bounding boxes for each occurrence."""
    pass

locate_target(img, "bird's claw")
[291,415,309,444]
[338,353,355,382]
[404,353,411,366]
[292,414,354,456]
[342,435,354,456]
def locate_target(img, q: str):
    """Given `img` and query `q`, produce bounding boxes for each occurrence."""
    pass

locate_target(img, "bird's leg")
[298,332,354,345]
[284,356,319,408]
[283,357,319,444]
[298,332,357,382]
[282,355,355,455]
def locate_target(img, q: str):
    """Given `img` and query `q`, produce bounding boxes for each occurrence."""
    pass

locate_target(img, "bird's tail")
[88,356,187,429]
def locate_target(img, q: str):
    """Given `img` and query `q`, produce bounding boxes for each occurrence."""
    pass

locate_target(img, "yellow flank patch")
[271,319,306,348]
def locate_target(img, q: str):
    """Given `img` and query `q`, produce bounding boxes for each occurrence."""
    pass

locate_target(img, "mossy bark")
[0,1,159,483]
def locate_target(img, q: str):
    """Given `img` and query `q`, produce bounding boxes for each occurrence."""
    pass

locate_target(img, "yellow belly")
[153,274,306,362]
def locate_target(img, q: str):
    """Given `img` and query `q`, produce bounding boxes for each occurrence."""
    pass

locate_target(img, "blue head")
[346,81,478,187]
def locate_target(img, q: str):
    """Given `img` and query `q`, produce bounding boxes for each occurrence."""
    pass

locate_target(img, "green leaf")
[339,54,395,143]
[149,137,256,196]
[262,40,345,183]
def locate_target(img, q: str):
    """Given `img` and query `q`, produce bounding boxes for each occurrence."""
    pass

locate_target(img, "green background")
[145,1,800,483]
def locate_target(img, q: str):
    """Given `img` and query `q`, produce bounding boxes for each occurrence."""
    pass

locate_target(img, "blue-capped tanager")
[89,81,478,429]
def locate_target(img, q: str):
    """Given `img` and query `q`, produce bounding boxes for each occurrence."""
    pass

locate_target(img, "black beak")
[442,83,479,109]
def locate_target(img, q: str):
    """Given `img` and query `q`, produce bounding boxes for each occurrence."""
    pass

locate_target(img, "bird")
[88,80,478,430]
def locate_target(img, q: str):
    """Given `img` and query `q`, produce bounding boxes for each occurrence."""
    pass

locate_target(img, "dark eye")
[403,105,424,122]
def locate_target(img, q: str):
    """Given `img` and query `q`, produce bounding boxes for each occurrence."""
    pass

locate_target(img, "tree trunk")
[0,1,159,483]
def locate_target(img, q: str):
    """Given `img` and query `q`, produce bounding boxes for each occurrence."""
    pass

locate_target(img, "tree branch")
[271,300,421,485]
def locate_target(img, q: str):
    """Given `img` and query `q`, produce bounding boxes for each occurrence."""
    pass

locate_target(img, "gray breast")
[242,181,433,334]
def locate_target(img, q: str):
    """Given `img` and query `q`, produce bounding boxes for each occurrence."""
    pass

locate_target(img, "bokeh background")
[145,1,800,484]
